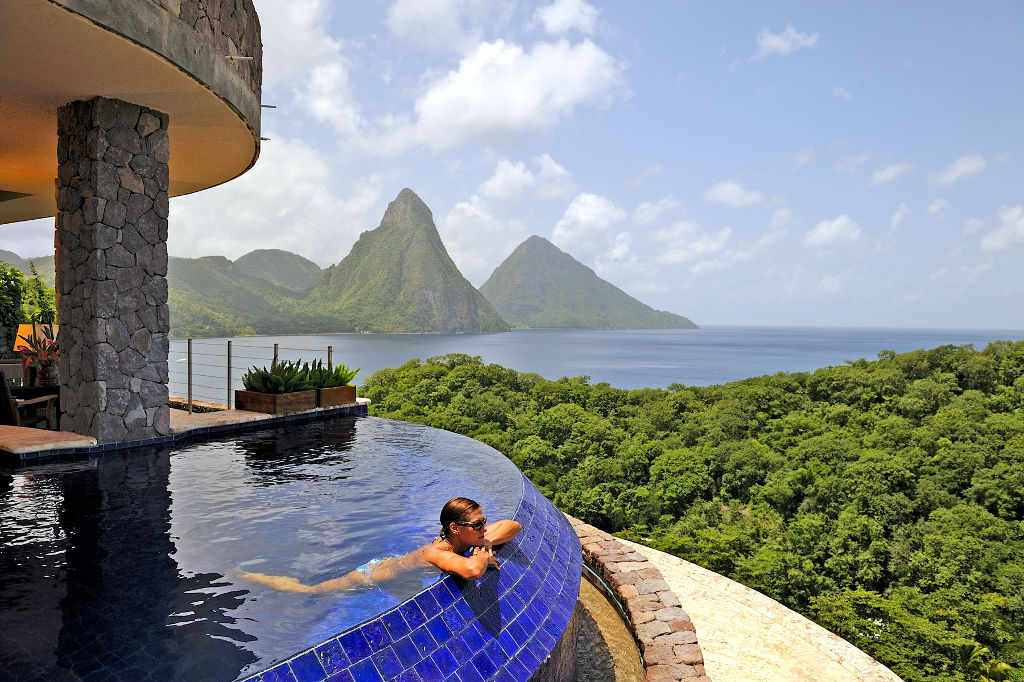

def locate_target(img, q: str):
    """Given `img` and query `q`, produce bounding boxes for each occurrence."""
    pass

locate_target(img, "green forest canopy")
[363,341,1024,682]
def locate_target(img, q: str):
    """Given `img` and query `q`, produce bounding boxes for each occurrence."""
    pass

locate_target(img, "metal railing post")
[328,345,333,369]
[187,338,193,414]
[227,340,232,409]
[273,342,279,364]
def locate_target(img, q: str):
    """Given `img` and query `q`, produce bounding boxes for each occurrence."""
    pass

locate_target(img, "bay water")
[169,327,1024,406]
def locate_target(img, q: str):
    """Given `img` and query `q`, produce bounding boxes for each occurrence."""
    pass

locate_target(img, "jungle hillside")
[363,341,1024,682]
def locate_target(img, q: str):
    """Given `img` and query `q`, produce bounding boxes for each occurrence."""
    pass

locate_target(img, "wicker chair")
[1,378,58,429]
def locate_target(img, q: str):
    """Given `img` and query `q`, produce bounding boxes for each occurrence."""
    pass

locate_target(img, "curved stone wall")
[567,518,711,682]
[243,475,583,682]
[144,0,263,97]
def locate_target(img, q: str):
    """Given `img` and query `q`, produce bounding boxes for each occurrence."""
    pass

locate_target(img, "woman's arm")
[485,520,522,546]
[422,545,493,580]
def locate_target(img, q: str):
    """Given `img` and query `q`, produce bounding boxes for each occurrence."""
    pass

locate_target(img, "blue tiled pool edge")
[2,403,368,466]
[243,473,583,682]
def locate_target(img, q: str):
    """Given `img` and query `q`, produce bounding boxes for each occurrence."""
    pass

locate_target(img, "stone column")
[55,97,170,443]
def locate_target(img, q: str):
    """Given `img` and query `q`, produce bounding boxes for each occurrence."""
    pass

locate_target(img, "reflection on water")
[575,575,645,681]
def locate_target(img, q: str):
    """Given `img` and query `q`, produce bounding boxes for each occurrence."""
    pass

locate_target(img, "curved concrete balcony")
[0,0,262,226]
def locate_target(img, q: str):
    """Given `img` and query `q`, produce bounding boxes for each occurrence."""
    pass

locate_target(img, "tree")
[0,261,24,328]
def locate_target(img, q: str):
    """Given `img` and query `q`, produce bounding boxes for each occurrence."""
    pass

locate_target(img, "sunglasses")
[454,518,487,531]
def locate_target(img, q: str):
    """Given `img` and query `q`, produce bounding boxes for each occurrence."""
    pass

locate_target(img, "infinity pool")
[0,416,522,680]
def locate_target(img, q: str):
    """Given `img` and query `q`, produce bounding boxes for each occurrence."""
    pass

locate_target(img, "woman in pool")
[241,497,521,592]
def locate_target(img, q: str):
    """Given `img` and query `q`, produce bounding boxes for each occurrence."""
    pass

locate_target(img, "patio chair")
[1,378,58,429]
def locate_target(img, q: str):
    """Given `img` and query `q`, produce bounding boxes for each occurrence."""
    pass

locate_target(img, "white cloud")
[771,208,795,229]
[300,62,363,137]
[410,39,624,150]
[834,151,873,175]
[980,206,1024,252]
[551,193,628,267]
[386,0,473,52]
[833,86,852,100]
[702,180,764,208]
[803,215,861,248]
[439,195,528,284]
[534,154,577,200]
[818,275,842,293]
[963,218,984,235]
[890,203,910,231]
[961,261,993,281]
[934,154,986,185]
[169,134,384,266]
[927,198,952,217]
[631,198,680,227]
[628,164,664,187]
[755,24,819,58]
[690,229,786,275]
[479,159,535,200]
[534,0,599,35]
[651,220,731,265]
[792,147,814,171]
[870,162,914,186]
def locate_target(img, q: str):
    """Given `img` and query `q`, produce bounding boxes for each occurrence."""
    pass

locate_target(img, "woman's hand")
[472,545,499,569]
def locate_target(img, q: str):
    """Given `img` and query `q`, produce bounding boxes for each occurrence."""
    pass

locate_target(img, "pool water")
[0,416,522,681]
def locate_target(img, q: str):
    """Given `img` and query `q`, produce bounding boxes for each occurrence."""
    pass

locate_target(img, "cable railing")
[168,339,345,413]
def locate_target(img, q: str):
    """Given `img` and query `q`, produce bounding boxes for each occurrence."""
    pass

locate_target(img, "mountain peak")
[382,188,432,230]
[480,236,697,329]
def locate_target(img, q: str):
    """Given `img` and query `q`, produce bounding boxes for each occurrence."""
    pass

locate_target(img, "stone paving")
[618,539,904,682]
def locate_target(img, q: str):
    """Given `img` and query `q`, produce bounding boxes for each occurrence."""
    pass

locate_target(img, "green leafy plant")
[15,324,58,368]
[302,359,359,389]
[241,358,313,394]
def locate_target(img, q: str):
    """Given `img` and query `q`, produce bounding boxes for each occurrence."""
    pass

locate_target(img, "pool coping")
[0,400,370,465]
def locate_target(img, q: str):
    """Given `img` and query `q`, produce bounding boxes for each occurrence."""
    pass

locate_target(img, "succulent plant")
[302,359,359,389]
[241,359,313,394]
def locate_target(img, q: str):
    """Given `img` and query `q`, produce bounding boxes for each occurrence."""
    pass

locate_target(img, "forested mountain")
[0,249,54,287]
[234,249,323,291]
[167,256,311,337]
[306,188,508,333]
[480,235,696,329]
[363,341,1024,682]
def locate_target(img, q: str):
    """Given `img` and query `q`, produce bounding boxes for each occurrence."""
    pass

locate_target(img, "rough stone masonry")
[56,96,170,443]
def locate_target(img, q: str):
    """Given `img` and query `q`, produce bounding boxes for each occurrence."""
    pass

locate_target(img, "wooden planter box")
[317,385,357,408]
[234,389,317,414]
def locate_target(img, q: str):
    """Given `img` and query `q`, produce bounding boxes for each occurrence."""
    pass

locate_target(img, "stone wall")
[147,0,262,97]
[55,96,170,443]
[567,516,711,682]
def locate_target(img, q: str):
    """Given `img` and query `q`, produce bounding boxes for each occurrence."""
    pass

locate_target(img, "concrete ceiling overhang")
[0,0,261,226]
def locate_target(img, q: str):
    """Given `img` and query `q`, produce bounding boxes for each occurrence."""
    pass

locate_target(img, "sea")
[168,327,1024,405]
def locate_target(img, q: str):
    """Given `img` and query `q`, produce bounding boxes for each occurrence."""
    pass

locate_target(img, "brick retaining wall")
[567,516,712,682]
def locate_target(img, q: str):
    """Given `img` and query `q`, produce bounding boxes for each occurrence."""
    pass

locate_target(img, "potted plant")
[304,359,359,408]
[15,323,59,387]
[235,359,316,414]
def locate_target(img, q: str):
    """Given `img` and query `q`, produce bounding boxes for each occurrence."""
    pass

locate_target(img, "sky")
[5,1,1024,329]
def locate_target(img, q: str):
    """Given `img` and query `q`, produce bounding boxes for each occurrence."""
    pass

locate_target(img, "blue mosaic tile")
[338,630,372,663]
[431,645,459,679]
[361,619,392,650]
[392,635,421,668]
[370,647,403,679]
[347,656,383,682]
[382,609,411,640]
[425,615,452,644]
[412,655,442,681]
[324,671,354,682]
[315,639,350,674]
[414,590,441,620]
[409,626,438,658]
[503,656,531,682]
[290,650,327,682]
[261,663,298,682]
[456,663,485,682]
[471,648,498,679]
[399,600,427,630]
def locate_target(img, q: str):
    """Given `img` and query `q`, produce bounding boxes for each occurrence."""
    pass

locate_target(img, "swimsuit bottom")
[355,556,403,584]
